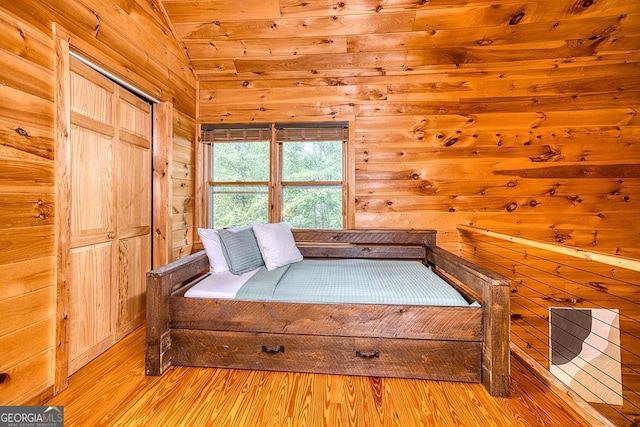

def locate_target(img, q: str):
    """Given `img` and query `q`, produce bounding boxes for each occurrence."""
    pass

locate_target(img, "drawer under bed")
[170,329,482,383]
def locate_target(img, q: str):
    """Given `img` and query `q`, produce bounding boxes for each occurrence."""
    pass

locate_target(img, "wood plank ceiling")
[159,0,637,80]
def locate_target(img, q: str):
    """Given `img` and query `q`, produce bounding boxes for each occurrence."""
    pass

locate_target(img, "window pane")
[211,142,269,181]
[282,186,342,229]
[210,185,268,229]
[282,141,342,181]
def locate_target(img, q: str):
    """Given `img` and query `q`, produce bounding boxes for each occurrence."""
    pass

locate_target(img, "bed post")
[146,251,210,375]
[481,273,511,397]
[145,271,173,375]
[425,246,511,397]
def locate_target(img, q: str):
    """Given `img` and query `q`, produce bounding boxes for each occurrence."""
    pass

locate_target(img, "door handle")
[262,345,285,354]
[355,350,379,359]
[108,231,116,239]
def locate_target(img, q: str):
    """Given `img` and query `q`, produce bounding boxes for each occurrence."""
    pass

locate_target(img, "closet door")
[67,58,151,374]
[68,58,117,374]
[115,89,151,339]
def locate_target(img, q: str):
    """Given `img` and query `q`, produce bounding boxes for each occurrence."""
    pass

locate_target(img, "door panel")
[69,125,114,245]
[119,90,151,140]
[117,235,149,337]
[69,68,113,124]
[117,141,150,232]
[68,242,114,374]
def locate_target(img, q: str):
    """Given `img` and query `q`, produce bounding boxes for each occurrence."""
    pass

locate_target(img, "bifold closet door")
[114,88,152,339]
[67,58,151,374]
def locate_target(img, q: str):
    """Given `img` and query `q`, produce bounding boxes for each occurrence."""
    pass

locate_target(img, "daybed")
[145,229,511,397]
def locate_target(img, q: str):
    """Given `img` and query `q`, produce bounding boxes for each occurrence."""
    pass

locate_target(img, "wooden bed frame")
[146,229,511,397]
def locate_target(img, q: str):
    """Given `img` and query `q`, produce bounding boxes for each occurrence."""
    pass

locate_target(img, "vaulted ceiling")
[159,0,638,80]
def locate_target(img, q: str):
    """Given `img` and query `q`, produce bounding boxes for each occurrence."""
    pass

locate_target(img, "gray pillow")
[218,227,265,274]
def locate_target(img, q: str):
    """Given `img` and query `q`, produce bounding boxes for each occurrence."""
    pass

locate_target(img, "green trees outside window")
[205,124,347,229]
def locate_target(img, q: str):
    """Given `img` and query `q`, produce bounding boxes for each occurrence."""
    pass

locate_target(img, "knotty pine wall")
[0,1,195,404]
[0,10,55,404]
[198,52,640,259]
[172,111,197,260]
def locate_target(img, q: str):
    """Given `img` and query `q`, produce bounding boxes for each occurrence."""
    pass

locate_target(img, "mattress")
[184,268,259,299]
[186,259,476,307]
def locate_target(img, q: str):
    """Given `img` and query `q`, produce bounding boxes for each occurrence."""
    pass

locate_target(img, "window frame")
[202,122,350,229]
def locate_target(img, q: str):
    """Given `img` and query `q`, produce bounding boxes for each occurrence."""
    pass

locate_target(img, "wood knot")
[588,282,608,292]
[0,373,9,384]
[566,195,582,203]
[509,12,525,25]
[505,201,518,212]
[444,137,458,147]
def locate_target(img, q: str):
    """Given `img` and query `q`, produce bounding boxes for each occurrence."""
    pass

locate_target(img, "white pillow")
[197,228,229,273]
[252,222,303,271]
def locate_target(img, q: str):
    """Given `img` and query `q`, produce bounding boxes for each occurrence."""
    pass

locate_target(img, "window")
[202,123,348,229]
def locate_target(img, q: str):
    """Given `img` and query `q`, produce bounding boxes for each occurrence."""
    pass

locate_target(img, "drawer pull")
[262,345,285,354]
[0,373,9,384]
[355,350,379,359]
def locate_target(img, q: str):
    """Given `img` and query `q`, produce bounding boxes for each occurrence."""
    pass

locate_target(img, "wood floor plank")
[47,325,591,426]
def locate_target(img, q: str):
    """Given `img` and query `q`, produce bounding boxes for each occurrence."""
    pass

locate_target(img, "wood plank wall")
[0,9,56,405]
[460,229,640,426]
[172,112,196,261]
[0,1,195,404]
[195,3,640,256]
[0,0,196,117]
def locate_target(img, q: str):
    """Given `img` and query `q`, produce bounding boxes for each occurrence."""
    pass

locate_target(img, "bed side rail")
[426,245,511,397]
[146,251,209,375]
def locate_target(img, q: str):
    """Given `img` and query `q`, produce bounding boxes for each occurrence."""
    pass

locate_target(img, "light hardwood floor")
[47,325,590,426]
